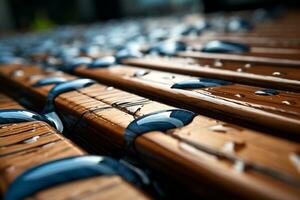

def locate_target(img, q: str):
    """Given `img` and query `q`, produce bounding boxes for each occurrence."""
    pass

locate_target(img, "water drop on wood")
[255,89,279,96]
[23,136,40,144]
[272,71,285,76]
[289,152,300,173]
[234,93,245,98]
[12,69,24,77]
[214,60,223,67]
[171,78,231,89]
[208,124,228,133]
[132,70,150,77]
[244,63,252,68]
[282,100,295,105]
[234,160,245,173]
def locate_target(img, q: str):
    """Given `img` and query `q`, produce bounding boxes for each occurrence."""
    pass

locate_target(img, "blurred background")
[0,0,299,32]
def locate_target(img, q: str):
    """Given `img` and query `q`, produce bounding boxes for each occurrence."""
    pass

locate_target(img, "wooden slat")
[0,64,299,200]
[27,176,149,200]
[72,64,300,137]
[0,92,150,200]
[185,43,300,60]
[123,56,300,92]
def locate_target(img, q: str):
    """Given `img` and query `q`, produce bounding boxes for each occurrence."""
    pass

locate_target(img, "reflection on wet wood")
[0,65,299,200]
[0,92,150,200]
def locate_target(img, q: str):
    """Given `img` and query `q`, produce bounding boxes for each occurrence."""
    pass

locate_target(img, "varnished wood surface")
[73,64,300,137]
[123,56,300,92]
[0,65,299,200]
[27,176,149,200]
[186,43,300,60]
[0,92,150,200]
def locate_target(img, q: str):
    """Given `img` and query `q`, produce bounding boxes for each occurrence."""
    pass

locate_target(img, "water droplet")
[88,56,116,68]
[171,78,231,89]
[181,26,202,36]
[272,71,285,76]
[234,160,245,173]
[132,70,150,77]
[23,136,40,144]
[208,124,242,133]
[30,128,37,133]
[227,18,252,32]
[80,45,100,57]
[12,69,24,77]
[208,124,228,133]
[125,109,196,148]
[282,100,295,105]
[234,93,245,98]
[244,63,252,68]
[202,40,250,53]
[148,41,186,56]
[46,57,59,65]
[4,156,146,200]
[0,109,50,128]
[222,141,236,154]
[6,166,16,173]
[255,89,279,96]
[63,57,92,72]
[44,79,95,114]
[222,141,245,153]
[214,60,223,67]
[115,48,143,63]
[106,86,114,91]
[28,75,44,81]
[32,77,67,87]
[289,152,300,173]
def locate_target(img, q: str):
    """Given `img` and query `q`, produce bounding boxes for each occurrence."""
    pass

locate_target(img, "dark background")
[0,0,299,32]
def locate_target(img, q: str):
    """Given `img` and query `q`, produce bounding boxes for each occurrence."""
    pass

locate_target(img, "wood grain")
[0,64,299,200]
[0,92,150,200]
[123,56,300,92]
[74,65,300,137]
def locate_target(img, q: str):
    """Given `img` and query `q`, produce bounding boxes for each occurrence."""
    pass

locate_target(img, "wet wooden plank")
[123,56,300,92]
[0,64,299,200]
[0,92,150,200]
[73,64,300,137]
